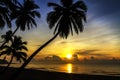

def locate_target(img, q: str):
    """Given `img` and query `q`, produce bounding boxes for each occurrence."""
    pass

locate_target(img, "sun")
[66,54,72,59]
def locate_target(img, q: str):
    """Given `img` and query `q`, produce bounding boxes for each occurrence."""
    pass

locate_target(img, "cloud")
[75,49,98,55]
[74,49,110,57]
[44,55,62,61]
[89,53,109,56]
[60,41,68,44]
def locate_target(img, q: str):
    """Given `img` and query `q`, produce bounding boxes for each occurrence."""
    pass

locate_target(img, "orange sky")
[0,0,120,60]
[17,27,120,60]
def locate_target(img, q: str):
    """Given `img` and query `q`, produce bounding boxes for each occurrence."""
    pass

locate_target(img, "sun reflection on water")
[67,63,72,73]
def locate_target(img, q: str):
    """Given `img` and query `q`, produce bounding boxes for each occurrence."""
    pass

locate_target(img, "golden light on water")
[67,63,72,73]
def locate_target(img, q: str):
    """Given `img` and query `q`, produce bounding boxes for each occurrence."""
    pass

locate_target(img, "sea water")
[1,63,120,76]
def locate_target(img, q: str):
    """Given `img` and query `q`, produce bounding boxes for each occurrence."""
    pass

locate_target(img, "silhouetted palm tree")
[0,3,11,29]
[0,0,21,28]
[10,0,87,80]
[47,0,87,38]
[0,35,28,73]
[0,30,13,49]
[11,0,41,33]
[0,0,19,11]
[0,0,18,48]
[0,0,40,49]
[1,30,13,43]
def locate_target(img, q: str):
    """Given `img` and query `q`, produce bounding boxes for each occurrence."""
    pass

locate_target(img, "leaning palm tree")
[0,35,28,73]
[10,0,87,80]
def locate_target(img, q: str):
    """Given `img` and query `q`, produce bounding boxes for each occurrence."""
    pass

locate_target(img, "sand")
[0,66,120,80]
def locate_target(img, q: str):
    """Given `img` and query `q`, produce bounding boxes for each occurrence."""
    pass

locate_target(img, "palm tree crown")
[0,0,20,29]
[0,36,28,63]
[11,0,41,31]
[47,0,87,38]
[1,30,13,43]
[0,4,11,29]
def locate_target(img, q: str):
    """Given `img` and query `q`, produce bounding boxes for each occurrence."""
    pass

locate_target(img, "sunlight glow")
[66,54,72,59]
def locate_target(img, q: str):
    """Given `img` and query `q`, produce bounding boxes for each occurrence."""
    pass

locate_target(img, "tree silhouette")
[0,30,13,50]
[0,0,40,49]
[0,0,19,11]
[0,1,11,29]
[0,0,18,46]
[11,0,41,32]
[0,0,20,28]
[0,35,28,73]
[47,0,87,38]
[10,0,87,80]
[1,30,13,43]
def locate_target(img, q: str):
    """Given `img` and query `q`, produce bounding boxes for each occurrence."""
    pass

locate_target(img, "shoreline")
[0,66,120,80]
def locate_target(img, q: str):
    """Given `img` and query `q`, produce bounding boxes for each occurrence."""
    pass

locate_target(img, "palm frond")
[30,11,41,18]
[0,51,6,56]
[20,46,28,51]
[24,0,39,10]
[15,52,27,63]
[47,0,87,38]
[0,6,11,28]
[74,9,87,22]
[72,1,87,12]
[71,17,79,34]
[1,45,11,50]
[17,52,27,57]
[20,56,26,62]
[22,41,27,45]
[0,15,5,29]
[21,52,27,58]
[48,3,62,9]
[47,11,61,29]
[72,14,84,32]
[58,16,71,38]
[60,0,73,7]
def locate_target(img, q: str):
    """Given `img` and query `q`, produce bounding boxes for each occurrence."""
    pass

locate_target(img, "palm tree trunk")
[9,32,59,80]
[1,55,14,73]
[0,27,19,49]
[12,26,19,35]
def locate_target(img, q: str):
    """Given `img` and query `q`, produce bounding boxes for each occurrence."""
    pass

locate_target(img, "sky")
[0,0,120,60]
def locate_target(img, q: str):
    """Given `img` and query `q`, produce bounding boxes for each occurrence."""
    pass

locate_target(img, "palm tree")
[0,2,11,29]
[47,0,87,38]
[11,0,41,33]
[0,35,28,73]
[10,0,87,80]
[0,0,40,48]
[0,0,19,11]
[0,0,20,29]
[0,30,13,48]
[0,0,18,46]
[0,0,18,48]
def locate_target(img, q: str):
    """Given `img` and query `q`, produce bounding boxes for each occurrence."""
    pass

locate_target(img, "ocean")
[1,63,120,76]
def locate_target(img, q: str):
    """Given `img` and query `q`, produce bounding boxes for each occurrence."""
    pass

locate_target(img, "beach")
[0,66,120,80]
